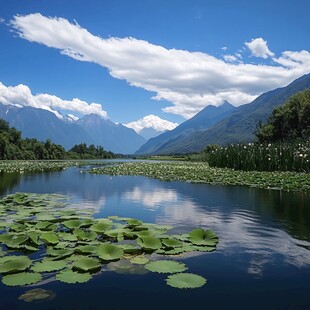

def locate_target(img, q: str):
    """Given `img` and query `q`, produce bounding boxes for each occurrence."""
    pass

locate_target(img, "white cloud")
[124,114,178,133]
[223,54,238,62]
[0,17,5,24]
[221,46,228,51]
[10,14,310,119]
[0,82,108,119]
[245,37,275,59]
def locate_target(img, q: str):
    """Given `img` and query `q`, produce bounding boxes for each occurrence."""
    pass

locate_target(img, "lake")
[1,163,310,309]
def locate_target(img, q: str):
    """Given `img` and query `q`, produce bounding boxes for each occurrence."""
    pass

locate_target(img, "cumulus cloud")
[124,114,178,134]
[245,37,275,59]
[0,82,108,119]
[10,14,310,119]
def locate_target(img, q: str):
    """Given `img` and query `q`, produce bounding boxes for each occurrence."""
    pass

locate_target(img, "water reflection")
[2,167,310,279]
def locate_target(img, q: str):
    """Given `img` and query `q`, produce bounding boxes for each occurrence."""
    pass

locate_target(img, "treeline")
[0,119,116,160]
[203,89,310,172]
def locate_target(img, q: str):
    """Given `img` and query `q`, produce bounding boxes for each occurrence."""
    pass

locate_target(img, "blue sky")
[0,0,309,133]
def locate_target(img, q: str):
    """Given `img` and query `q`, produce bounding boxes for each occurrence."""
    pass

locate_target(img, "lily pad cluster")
[0,192,219,289]
[90,161,310,191]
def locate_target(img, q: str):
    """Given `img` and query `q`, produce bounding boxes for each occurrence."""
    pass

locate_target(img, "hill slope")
[135,101,235,155]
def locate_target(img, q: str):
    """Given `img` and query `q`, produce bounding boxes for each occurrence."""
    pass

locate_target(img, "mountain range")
[136,73,310,155]
[0,73,309,155]
[0,104,145,154]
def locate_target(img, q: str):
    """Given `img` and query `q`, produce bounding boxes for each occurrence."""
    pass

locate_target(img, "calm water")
[0,164,310,309]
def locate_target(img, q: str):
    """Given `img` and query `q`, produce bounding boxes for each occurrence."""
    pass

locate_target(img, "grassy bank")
[90,161,310,191]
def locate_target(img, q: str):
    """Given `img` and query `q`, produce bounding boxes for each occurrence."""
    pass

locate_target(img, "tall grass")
[206,140,310,172]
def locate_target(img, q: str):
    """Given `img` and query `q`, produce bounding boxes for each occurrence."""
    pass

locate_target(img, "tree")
[255,89,310,142]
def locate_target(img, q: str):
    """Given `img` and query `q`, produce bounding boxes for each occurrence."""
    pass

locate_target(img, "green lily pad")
[126,218,143,227]
[188,228,219,246]
[137,236,162,251]
[31,260,67,272]
[89,221,112,234]
[73,257,101,272]
[130,256,150,265]
[56,270,92,284]
[166,273,207,289]
[2,272,42,286]
[0,255,32,273]
[73,229,97,241]
[40,232,59,245]
[97,243,124,261]
[63,220,82,230]
[162,238,184,248]
[46,248,74,260]
[145,260,188,274]
[75,245,98,254]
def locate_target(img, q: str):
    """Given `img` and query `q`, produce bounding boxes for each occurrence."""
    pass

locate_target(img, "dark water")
[1,165,310,309]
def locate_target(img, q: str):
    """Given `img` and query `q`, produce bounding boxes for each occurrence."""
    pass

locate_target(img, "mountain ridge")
[139,73,310,154]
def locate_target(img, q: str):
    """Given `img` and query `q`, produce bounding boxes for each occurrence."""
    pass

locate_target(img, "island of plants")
[89,161,310,191]
[0,192,219,291]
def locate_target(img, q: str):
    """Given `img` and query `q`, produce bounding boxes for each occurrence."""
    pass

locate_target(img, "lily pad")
[31,260,67,272]
[40,232,59,245]
[97,243,124,261]
[162,238,184,248]
[137,236,162,251]
[56,270,92,284]
[75,245,98,254]
[73,257,101,272]
[2,272,42,286]
[166,273,207,289]
[63,220,82,230]
[188,228,219,246]
[0,256,32,273]
[145,260,188,274]
[89,221,112,234]
[130,256,150,265]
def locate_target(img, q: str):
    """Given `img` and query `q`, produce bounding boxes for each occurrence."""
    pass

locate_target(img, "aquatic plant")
[90,162,310,191]
[0,192,218,289]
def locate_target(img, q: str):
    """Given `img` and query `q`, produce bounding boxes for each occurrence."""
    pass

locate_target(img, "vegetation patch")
[0,192,218,289]
[90,162,310,191]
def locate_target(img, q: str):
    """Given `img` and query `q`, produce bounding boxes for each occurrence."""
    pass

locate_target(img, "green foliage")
[256,89,310,143]
[206,141,310,173]
[90,161,310,191]
[0,192,219,289]
[145,260,188,274]
[166,273,207,289]
[67,143,115,159]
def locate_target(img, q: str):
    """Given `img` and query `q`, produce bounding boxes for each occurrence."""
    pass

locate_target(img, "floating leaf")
[2,272,42,286]
[188,228,219,246]
[40,232,59,245]
[89,221,112,234]
[145,260,188,274]
[46,248,74,260]
[137,236,162,251]
[73,229,97,241]
[56,270,92,284]
[63,220,82,230]
[31,260,67,272]
[126,218,143,227]
[162,238,184,248]
[75,245,97,254]
[166,273,207,289]
[97,243,124,261]
[0,256,32,273]
[130,256,150,265]
[73,257,101,272]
